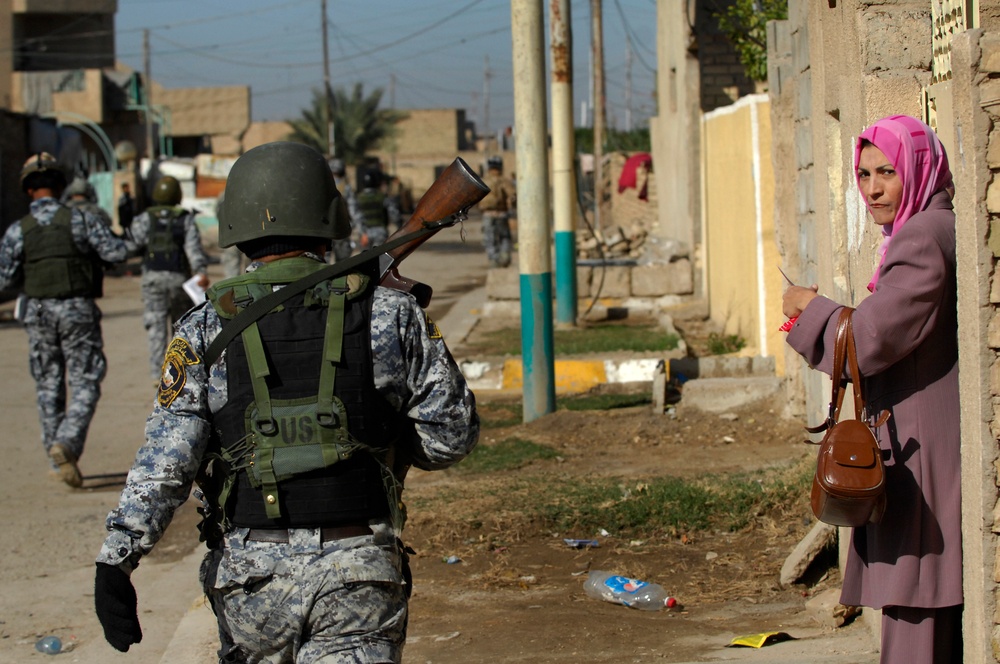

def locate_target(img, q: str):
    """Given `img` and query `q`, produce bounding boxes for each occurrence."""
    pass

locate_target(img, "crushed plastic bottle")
[34,636,62,655]
[583,570,679,611]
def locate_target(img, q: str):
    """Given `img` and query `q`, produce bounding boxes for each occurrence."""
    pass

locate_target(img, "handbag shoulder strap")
[805,306,852,434]
[844,309,891,427]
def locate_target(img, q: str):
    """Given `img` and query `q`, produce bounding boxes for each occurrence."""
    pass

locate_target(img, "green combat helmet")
[20,152,66,192]
[151,175,183,206]
[218,141,351,248]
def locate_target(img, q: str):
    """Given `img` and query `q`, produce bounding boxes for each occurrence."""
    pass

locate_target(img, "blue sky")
[114,0,659,133]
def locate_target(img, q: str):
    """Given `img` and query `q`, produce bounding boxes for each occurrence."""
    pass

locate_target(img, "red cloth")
[617,152,652,200]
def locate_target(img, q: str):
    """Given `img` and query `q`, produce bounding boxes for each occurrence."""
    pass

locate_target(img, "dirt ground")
[0,220,879,662]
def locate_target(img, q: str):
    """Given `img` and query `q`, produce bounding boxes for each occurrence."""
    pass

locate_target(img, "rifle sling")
[203,222,443,367]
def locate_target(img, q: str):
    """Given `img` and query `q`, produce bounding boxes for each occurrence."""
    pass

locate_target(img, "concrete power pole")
[590,0,606,231]
[482,55,491,141]
[321,0,335,157]
[511,0,555,422]
[143,29,154,161]
[550,0,577,325]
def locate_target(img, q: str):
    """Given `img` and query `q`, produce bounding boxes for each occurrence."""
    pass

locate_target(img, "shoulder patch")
[157,338,201,407]
[425,313,443,340]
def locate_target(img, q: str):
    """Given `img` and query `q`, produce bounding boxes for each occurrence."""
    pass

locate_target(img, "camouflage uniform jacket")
[0,197,127,292]
[98,254,479,570]
[126,207,208,275]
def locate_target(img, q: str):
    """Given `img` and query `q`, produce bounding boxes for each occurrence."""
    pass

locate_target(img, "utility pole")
[511,0,555,422]
[321,0,335,157]
[625,38,633,132]
[550,0,577,325]
[482,55,491,143]
[143,29,154,161]
[590,0,606,231]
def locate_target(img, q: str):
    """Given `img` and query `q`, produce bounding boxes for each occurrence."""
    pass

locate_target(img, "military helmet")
[218,141,351,248]
[487,156,503,172]
[361,169,381,189]
[64,176,96,201]
[151,176,183,206]
[20,152,66,192]
[329,158,346,176]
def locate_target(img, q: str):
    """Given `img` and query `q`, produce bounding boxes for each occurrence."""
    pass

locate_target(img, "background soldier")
[357,169,400,249]
[125,175,210,382]
[0,153,127,487]
[63,175,114,229]
[476,156,516,267]
[329,158,359,261]
[94,141,479,661]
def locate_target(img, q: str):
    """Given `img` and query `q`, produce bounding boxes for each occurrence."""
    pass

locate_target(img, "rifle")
[202,157,490,367]
[378,157,490,307]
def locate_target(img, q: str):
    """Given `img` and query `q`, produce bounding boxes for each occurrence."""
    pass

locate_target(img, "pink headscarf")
[854,115,953,292]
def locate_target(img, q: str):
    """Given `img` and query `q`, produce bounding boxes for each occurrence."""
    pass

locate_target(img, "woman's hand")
[782,284,819,318]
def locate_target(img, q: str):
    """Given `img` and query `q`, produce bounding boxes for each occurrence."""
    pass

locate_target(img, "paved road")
[0,219,489,663]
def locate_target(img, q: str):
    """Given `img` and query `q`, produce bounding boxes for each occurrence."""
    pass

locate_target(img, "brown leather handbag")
[807,307,888,527]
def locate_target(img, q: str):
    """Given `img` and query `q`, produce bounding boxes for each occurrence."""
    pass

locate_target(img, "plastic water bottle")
[34,636,62,655]
[583,570,678,611]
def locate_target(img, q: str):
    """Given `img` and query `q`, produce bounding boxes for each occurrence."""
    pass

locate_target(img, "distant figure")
[476,156,516,267]
[117,182,136,232]
[63,175,114,229]
[0,153,127,487]
[329,158,359,261]
[125,175,210,381]
[356,170,399,249]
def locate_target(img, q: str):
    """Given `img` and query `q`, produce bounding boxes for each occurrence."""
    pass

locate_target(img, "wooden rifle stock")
[379,157,490,307]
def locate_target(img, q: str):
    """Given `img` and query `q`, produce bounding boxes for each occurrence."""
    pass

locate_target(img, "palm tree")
[287,83,407,164]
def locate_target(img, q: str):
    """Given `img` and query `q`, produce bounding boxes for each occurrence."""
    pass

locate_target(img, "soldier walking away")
[125,175,210,382]
[477,156,516,267]
[0,153,128,487]
[357,169,400,249]
[117,182,136,233]
[329,158,359,262]
[63,175,114,229]
[94,141,479,662]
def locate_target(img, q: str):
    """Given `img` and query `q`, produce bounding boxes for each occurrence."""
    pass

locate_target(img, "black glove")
[94,562,143,652]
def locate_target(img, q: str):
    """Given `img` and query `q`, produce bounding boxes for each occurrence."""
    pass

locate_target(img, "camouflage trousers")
[481,212,512,267]
[141,271,195,380]
[363,226,389,249]
[22,297,107,463]
[200,523,407,663]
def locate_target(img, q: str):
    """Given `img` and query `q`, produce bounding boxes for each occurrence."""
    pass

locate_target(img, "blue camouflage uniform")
[0,197,127,467]
[98,253,478,663]
[126,207,209,380]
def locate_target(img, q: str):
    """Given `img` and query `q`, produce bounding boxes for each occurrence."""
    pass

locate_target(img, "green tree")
[287,83,408,163]
[712,0,788,83]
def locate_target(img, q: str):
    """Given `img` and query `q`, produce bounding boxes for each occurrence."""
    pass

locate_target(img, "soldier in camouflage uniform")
[125,175,210,381]
[63,176,114,229]
[477,156,517,267]
[357,170,400,249]
[94,142,479,662]
[329,158,359,262]
[0,153,128,487]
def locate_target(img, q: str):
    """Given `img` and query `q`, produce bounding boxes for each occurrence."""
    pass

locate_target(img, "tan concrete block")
[993,624,1000,660]
[592,266,631,298]
[994,542,1000,583]
[988,128,1000,170]
[991,272,1000,304]
[576,266,592,299]
[485,267,520,300]
[992,357,1000,396]
[631,264,669,297]
[983,35,1000,73]
[989,186,1000,217]
[989,311,1000,349]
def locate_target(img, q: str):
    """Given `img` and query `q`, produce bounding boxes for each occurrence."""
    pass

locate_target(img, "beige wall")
[387,109,469,156]
[154,84,250,139]
[703,95,784,375]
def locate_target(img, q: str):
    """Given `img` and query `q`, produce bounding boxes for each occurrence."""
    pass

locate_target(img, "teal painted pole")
[550,0,578,325]
[512,0,555,422]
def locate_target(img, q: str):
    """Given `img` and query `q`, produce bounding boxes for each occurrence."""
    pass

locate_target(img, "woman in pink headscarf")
[782,115,961,663]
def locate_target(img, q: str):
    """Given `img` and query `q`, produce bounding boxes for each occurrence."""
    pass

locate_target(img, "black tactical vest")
[209,259,405,528]
[143,206,189,274]
[21,207,102,299]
